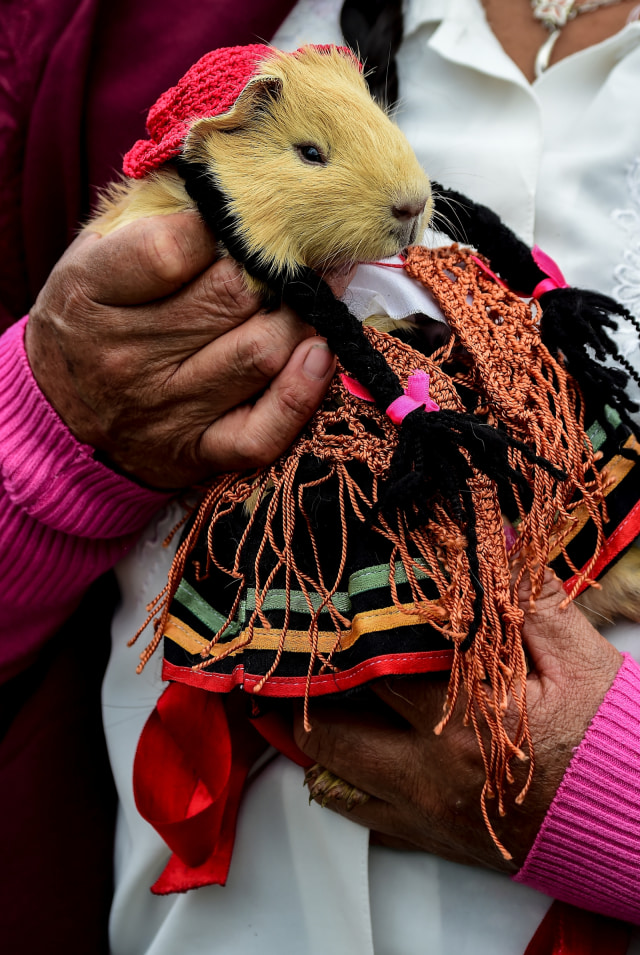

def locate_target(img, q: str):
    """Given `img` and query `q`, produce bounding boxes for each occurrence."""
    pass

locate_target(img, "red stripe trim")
[162,648,454,698]
[564,498,640,597]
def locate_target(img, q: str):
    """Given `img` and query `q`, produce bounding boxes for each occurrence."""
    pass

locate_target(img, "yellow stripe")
[549,435,639,561]
[164,601,440,659]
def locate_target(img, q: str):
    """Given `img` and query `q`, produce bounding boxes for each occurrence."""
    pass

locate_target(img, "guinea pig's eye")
[295,144,327,166]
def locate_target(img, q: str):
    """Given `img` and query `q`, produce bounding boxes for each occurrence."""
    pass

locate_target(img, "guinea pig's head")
[182,46,432,280]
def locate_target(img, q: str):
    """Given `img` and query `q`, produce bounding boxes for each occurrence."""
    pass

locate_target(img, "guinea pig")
[88,44,432,295]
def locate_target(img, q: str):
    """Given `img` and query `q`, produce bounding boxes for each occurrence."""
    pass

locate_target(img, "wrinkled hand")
[26,213,337,488]
[294,572,622,872]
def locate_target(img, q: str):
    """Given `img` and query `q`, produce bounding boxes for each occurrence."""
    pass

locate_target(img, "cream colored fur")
[90,169,194,231]
[577,546,640,627]
[88,46,431,295]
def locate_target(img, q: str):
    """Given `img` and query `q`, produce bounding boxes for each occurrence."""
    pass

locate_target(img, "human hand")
[294,571,622,872]
[26,213,338,489]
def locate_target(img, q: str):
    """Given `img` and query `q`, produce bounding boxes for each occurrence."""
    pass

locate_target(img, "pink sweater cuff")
[0,317,173,681]
[514,652,640,924]
[0,317,171,537]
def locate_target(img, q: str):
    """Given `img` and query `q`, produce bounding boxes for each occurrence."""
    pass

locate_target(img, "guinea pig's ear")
[184,74,283,153]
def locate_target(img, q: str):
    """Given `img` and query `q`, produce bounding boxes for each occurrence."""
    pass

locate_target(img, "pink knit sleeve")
[514,651,640,924]
[0,317,172,683]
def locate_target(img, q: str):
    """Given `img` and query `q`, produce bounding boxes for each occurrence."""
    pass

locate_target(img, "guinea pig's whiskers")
[387,102,401,123]
[382,48,392,112]
[430,194,467,245]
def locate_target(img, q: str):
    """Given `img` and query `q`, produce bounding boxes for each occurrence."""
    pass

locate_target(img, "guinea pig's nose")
[392,199,427,222]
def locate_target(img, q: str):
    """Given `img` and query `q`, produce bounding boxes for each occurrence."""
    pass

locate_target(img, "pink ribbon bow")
[341,368,439,424]
[531,245,569,298]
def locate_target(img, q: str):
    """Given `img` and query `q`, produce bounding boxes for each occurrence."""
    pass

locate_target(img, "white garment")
[342,254,448,325]
[103,1,640,952]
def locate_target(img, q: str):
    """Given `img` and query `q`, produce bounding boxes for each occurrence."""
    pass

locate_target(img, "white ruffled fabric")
[340,253,448,324]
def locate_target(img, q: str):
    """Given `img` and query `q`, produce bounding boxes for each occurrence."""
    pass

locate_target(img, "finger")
[198,336,336,470]
[371,674,450,731]
[315,788,511,870]
[303,750,493,866]
[519,570,621,682]
[73,212,218,305]
[307,791,440,860]
[78,256,266,369]
[306,790,432,859]
[175,301,315,406]
[165,255,263,337]
[370,831,421,852]
[293,705,416,804]
[310,786,393,828]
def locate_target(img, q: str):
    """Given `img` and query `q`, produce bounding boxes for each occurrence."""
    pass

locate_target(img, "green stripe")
[243,588,351,615]
[587,406,622,452]
[176,560,432,632]
[174,579,240,636]
[348,561,429,595]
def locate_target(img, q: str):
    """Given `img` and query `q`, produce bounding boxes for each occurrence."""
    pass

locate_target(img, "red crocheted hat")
[123,44,360,179]
[123,45,272,179]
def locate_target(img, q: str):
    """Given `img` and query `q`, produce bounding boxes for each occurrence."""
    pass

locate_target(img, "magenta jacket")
[0,2,295,951]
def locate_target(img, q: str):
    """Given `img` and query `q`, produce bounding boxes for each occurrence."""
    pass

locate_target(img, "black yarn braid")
[175,158,566,650]
[339,0,404,106]
[431,183,640,446]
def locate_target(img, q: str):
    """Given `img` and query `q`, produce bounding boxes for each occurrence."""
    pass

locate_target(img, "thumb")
[519,569,621,687]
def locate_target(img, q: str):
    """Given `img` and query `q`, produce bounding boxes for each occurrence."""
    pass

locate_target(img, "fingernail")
[303,342,333,380]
